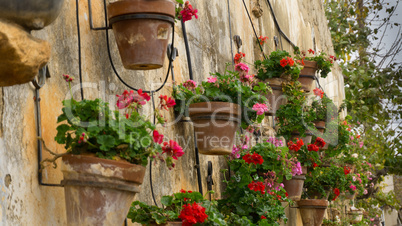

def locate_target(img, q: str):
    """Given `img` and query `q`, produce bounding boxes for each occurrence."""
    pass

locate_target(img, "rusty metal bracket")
[207,161,214,200]
[233,35,242,53]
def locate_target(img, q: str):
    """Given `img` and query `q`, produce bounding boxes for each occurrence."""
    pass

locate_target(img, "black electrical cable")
[150,92,159,207]
[265,0,296,48]
[241,0,267,60]
[76,0,84,100]
[227,0,234,64]
[102,0,174,94]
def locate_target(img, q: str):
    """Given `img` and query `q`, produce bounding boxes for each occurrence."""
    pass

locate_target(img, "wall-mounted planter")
[289,130,313,145]
[298,199,328,226]
[189,102,241,155]
[348,209,363,223]
[61,154,146,226]
[263,78,287,116]
[149,222,182,226]
[107,0,175,70]
[0,0,65,30]
[298,61,317,92]
[314,120,325,133]
[283,174,306,201]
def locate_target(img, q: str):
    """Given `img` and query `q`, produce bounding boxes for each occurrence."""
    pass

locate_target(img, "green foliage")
[304,165,347,200]
[255,50,303,80]
[276,81,315,140]
[55,98,155,166]
[311,95,337,121]
[219,146,290,225]
[173,63,269,128]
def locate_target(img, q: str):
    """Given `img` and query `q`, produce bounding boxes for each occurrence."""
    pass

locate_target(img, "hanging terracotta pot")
[262,78,287,115]
[298,60,317,92]
[289,130,313,145]
[107,0,175,70]
[61,154,146,226]
[297,199,329,226]
[282,166,307,201]
[314,120,326,133]
[189,102,241,155]
[0,0,65,30]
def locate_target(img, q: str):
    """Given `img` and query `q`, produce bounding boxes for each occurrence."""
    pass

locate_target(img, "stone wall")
[0,0,344,225]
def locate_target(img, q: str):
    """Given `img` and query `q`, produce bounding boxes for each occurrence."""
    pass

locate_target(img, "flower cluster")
[116,89,150,110]
[240,74,254,84]
[257,36,269,45]
[266,137,284,147]
[179,1,198,22]
[183,80,197,89]
[332,188,340,201]
[307,144,319,152]
[235,62,249,73]
[313,88,324,98]
[207,76,217,83]
[252,103,269,115]
[159,95,176,110]
[248,181,266,195]
[279,57,295,67]
[178,202,208,226]
[243,152,264,165]
[78,132,86,144]
[63,74,74,82]
[234,52,245,64]
[344,166,351,175]
[231,135,249,159]
[162,140,184,160]
[314,137,326,148]
[291,160,303,176]
[288,138,304,152]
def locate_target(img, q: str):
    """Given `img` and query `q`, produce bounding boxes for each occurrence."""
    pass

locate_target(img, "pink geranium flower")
[162,140,184,160]
[180,1,198,22]
[252,103,269,115]
[234,63,249,73]
[183,79,197,89]
[207,76,217,83]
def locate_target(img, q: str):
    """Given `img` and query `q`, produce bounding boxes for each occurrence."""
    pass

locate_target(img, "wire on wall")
[76,0,84,100]
[265,0,296,48]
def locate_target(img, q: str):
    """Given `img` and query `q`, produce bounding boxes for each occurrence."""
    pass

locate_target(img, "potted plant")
[107,0,198,70]
[173,62,269,155]
[311,88,337,133]
[127,190,226,225]
[49,75,184,225]
[254,50,303,115]
[275,81,315,143]
[298,165,345,226]
[294,47,335,92]
[219,145,290,225]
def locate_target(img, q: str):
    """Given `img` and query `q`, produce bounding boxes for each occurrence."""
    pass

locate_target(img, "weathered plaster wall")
[0,0,344,225]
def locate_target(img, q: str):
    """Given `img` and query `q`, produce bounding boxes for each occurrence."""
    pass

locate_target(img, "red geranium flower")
[153,130,164,144]
[261,216,267,219]
[312,162,318,169]
[243,152,263,165]
[288,138,304,152]
[344,166,351,175]
[313,88,324,98]
[314,137,326,148]
[159,95,176,110]
[280,58,288,67]
[307,144,319,152]
[179,202,208,226]
[332,188,340,201]
[248,181,266,195]
[234,52,245,64]
[162,140,184,160]
[308,49,315,54]
[287,57,294,66]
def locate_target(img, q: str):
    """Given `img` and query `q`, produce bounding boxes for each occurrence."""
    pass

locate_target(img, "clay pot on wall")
[348,209,364,223]
[297,199,329,226]
[107,0,175,70]
[61,154,146,226]
[314,120,326,133]
[189,102,241,155]
[289,130,313,145]
[282,166,307,201]
[262,78,287,116]
[298,60,318,92]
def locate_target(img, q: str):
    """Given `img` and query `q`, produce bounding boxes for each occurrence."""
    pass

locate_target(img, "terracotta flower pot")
[298,60,318,92]
[348,210,363,223]
[314,120,326,133]
[0,0,65,30]
[297,199,329,226]
[189,102,241,155]
[107,0,175,70]
[61,154,146,226]
[283,174,306,201]
[289,130,313,145]
[263,78,287,116]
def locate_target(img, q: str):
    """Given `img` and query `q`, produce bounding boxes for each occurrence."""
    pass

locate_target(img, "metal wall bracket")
[233,35,242,53]
[88,0,110,30]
